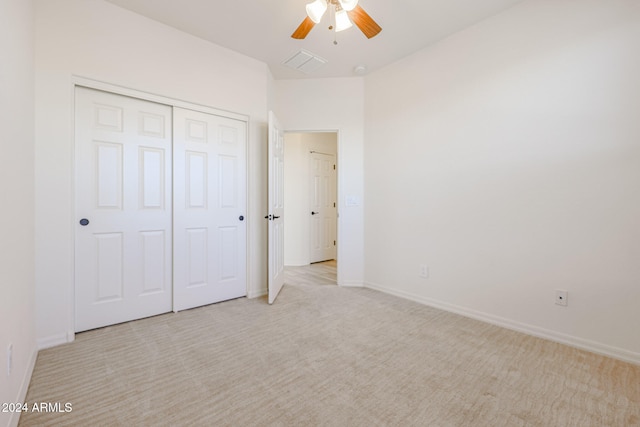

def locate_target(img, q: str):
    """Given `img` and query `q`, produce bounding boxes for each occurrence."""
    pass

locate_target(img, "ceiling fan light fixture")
[292,0,380,41]
[338,0,359,12]
[334,9,353,32]
[306,0,327,24]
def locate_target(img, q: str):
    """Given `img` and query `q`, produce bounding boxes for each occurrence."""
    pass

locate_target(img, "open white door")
[268,111,285,304]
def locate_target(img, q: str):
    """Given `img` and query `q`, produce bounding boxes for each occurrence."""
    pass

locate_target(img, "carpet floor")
[19,266,640,426]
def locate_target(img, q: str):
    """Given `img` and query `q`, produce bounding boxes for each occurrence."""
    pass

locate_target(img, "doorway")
[283,132,337,281]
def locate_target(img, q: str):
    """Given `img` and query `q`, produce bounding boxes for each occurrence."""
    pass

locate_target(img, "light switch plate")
[345,195,360,207]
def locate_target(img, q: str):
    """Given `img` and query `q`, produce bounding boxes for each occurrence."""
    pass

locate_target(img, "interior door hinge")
[334,240,336,246]
[333,164,336,170]
[333,202,336,207]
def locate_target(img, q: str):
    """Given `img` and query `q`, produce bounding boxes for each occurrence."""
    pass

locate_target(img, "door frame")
[283,129,342,285]
[70,76,249,335]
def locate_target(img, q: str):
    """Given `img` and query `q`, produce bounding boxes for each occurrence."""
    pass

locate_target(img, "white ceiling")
[105,0,526,80]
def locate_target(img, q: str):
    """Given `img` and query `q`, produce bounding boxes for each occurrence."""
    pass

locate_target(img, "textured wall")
[364,0,640,362]
[34,0,269,347]
[0,0,37,425]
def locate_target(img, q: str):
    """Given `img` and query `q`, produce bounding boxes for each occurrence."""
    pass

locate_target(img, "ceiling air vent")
[283,49,327,74]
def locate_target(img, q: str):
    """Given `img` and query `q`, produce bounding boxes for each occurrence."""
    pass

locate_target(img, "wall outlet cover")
[7,343,13,377]
[555,289,568,306]
[419,264,429,278]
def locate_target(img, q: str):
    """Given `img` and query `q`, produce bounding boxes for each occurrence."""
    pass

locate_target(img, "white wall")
[284,132,337,266]
[34,0,270,347]
[364,0,640,363]
[0,0,37,425]
[276,78,365,286]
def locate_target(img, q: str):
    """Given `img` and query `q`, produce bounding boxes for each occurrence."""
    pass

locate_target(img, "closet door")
[173,107,247,311]
[75,87,173,332]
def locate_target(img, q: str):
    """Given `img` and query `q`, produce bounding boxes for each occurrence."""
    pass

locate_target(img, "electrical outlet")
[555,290,568,306]
[419,264,429,278]
[7,344,12,377]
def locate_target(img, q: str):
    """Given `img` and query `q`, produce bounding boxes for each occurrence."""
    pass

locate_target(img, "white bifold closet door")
[173,107,247,311]
[75,88,247,332]
[75,87,173,332]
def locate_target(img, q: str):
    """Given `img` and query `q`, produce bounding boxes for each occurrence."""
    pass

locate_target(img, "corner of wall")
[6,347,38,427]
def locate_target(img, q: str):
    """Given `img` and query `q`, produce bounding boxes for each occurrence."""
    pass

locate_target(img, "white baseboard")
[37,331,73,351]
[8,347,38,427]
[338,281,363,288]
[247,289,267,299]
[364,281,640,366]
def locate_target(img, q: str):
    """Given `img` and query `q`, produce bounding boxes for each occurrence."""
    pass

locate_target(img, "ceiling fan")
[292,0,382,40]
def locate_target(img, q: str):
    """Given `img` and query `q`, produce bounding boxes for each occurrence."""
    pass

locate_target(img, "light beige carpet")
[20,277,639,426]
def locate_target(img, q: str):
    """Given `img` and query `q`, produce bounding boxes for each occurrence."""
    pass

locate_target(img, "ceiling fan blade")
[348,5,382,39]
[291,16,315,39]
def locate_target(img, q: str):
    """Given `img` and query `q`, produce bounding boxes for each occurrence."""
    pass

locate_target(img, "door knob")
[273,215,281,219]
[239,215,244,221]
[311,211,319,215]
[79,218,90,226]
